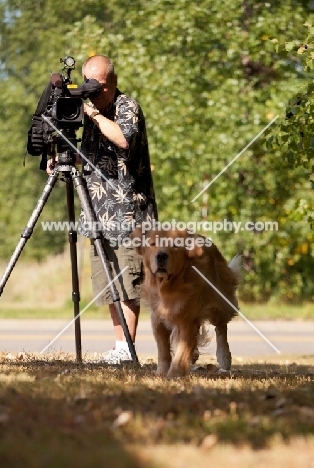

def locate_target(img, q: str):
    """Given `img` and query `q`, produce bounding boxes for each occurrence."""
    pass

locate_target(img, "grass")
[0,353,313,467]
[1,302,313,320]
[1,251,313,320]
[238,301,314,321]
[1,247,313,465]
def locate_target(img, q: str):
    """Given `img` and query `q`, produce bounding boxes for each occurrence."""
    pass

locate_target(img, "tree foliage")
[0,0,313,302]
[268,22,314,227]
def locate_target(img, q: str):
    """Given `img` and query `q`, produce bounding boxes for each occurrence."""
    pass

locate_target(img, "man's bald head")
[82,55,115,83]
[82,55,117,111]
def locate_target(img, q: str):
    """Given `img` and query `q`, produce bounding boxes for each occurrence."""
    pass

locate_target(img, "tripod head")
[55,147,77,175]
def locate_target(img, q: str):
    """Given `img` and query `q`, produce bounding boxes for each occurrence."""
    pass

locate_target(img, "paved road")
[0,319,313,359]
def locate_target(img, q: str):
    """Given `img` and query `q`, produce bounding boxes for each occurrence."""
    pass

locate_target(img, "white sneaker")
[96,348,133,365]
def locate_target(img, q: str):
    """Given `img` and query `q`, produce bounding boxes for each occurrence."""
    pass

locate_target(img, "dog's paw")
[156,361,171,376]
[167,365,189,379]
[216,350,232,371]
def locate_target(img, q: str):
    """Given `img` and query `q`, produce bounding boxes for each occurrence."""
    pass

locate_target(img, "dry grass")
[0,353,313,467]
[0,241,93,310]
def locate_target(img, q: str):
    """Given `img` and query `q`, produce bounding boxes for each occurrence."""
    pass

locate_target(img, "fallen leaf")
[0,413,9,424]
[111,411,133,430]
[200,434,218,450]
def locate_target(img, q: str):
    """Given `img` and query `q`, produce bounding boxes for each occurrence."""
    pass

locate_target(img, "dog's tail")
[197,323,211,348]
[228,254,242,281]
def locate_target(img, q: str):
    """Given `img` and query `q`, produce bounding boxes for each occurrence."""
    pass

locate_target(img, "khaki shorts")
[90,240,143,305]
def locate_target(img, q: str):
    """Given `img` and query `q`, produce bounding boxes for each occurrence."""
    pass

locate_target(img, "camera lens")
[59,98,80,120]
[54,97,83,125]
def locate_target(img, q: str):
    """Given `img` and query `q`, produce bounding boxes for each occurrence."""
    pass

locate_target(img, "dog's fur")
[131,228,241,378]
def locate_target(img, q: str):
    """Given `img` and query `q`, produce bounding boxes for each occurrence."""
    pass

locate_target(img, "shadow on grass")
[0,359,155,468]
[0,357,313,460]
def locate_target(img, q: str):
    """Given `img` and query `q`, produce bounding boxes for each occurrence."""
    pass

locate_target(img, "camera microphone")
[51,73,63,88]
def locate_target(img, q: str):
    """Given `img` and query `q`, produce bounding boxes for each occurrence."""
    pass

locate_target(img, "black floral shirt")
[78,89,158,241]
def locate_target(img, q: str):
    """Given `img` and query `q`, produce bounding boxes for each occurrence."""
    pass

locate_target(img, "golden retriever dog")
[130,227,241,378]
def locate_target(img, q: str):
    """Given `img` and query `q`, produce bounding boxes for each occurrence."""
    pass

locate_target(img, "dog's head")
[130,227,211,281]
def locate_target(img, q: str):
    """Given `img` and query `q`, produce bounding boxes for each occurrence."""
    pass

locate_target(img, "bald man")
[80,55,158,363]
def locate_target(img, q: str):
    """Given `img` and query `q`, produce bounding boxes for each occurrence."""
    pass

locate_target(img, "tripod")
[0,146,139,364]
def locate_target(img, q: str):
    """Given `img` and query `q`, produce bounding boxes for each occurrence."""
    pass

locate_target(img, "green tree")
[67,0,314,302]
[0,0,313,302]
[268,22,314,227]
[0,0,112,259]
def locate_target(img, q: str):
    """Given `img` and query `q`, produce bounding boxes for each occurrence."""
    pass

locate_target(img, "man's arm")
[83,103,129,149]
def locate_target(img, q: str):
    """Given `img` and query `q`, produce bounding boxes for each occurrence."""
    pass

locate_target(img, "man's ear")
[130,226,144,255]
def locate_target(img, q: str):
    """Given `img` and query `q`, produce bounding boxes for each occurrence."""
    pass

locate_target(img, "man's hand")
[84,103,98,119]
[46,157,58,175]
[83,103,129,149]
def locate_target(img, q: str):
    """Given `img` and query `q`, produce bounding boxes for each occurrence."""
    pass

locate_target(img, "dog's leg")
[215,324,232,370]
[167,323,199,378]
[151,314,172,375]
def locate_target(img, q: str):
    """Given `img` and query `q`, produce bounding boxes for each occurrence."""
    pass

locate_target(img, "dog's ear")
[186,235,205,258]
[130,227,144,255]
[186,244,203,258]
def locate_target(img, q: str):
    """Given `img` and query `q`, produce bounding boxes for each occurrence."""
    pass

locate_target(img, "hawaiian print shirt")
[78,89,158,241]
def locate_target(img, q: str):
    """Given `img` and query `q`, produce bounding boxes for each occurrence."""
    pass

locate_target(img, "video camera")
[27,56,102,165]
[47,56,102,129]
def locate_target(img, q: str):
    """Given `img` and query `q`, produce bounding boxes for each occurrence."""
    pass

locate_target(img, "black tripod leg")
[0,171,59,295]
[71,168,139,364]
[64,175,82,362]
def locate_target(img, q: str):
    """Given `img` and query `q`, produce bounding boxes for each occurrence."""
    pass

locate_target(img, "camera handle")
[0,153,139,365]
